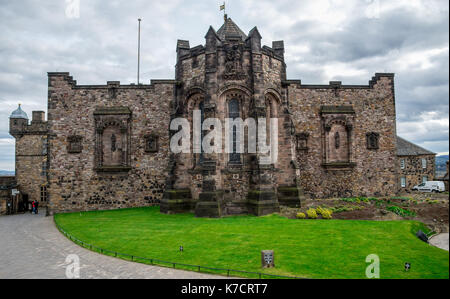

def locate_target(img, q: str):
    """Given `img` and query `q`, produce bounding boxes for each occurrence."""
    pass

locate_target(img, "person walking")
[35,200,39,214]
[31,200,36,214]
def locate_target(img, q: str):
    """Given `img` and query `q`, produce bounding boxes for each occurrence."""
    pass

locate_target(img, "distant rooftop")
[397,136,436,156]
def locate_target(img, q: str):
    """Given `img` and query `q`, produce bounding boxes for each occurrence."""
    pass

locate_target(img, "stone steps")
[160,189,195,214]
[277,187,303,208]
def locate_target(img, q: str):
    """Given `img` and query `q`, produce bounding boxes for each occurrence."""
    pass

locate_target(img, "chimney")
[32,111,45,123]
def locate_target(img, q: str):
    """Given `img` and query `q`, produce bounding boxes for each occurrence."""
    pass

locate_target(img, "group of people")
[30,200,39,214]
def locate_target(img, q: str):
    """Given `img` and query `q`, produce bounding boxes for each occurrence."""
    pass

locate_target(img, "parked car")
[412,181,446,193]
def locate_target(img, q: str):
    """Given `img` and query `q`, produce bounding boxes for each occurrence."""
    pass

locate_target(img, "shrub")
[296,213,306,219]
[316,206,324,215]
[340,197,372,204]
[387,206,416,217]
[321,209,333,219]
[331,206,363,214]
[307,208,318,219]
[341,198,359,203]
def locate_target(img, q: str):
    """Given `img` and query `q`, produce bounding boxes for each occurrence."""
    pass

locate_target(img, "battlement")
[47,72,177,90]
[282,73,395,90]
[9,109,48,137]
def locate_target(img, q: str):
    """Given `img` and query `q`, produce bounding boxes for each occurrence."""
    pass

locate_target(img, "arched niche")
[94,107,132,172]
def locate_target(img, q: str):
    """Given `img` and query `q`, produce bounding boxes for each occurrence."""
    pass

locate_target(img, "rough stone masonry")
[8,17,411,217]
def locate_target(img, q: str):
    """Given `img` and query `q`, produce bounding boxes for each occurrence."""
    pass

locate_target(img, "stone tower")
[161,17,304,217]
[9,104,49,207]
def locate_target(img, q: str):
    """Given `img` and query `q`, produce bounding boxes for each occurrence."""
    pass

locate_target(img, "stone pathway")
[429,233,449,251]
[0,213,223,279]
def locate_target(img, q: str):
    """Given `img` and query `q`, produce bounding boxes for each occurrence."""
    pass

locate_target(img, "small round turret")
[9,104,28,137]
[10,104,29,120]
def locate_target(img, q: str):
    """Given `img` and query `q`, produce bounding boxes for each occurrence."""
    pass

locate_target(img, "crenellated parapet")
[9,105,48,138]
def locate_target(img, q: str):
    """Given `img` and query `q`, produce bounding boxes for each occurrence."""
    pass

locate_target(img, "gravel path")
[429,233,449,251]
[0,213,223,279]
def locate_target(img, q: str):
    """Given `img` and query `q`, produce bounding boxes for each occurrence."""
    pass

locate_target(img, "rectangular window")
[40,186,47,202]
[422,176,428,184]
[401,177,407,188]
[422,158,427,169]
[42,137,48,155]
[41,162,47,177]
[400,159,405,170]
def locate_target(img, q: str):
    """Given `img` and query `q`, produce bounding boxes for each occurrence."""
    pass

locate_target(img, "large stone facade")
[45,76,173,213]
[9,17,418,216]
[288,77,398,199]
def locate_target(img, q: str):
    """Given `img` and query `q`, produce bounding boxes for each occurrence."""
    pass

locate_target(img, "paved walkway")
[0,213,222,279]
[429,233,449,251]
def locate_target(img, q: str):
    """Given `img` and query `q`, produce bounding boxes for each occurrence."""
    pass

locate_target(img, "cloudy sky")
[0,0,448,170]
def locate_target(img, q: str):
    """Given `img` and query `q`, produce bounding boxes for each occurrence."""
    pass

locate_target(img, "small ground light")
[180,246,184,252]
[405,263,411,272]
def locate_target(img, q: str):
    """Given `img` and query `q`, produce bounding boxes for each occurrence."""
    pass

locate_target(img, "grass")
[54,207,449,279]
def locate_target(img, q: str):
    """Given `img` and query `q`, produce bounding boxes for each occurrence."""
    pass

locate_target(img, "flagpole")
[221,2,226,21]
[137,18,141,85]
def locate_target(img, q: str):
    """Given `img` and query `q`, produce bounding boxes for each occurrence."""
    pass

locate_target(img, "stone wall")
[288,74,399,198]
[47,73,174,214]
[15,134,47,205]
[0,177,16,215]
[398,154,436,190]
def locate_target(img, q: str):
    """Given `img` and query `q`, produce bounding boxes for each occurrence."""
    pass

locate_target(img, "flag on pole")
[220,3,225,11]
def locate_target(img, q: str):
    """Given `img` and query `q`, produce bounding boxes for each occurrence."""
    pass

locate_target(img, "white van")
[412,181,446,193]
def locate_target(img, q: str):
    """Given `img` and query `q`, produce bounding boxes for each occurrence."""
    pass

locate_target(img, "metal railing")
[54,218,306,279]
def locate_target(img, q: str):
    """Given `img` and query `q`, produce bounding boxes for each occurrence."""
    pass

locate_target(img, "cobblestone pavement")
[0,213,223,279]
[429,233,449,251]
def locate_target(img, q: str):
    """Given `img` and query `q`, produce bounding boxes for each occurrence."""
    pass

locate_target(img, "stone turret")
[9,104,49,208]
[9,104,48,137]
[9,104,29,137]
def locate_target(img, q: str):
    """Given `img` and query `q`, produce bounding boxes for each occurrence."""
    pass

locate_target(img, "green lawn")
[54,207,449,279]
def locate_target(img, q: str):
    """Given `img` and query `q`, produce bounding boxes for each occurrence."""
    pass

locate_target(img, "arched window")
[229,99,241,164]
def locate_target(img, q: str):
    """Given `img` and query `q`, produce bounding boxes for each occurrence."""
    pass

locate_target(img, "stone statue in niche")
[321,107,355,168]
[224,44,245,80]
[102,127,123,166]
[335,132,340,149]
[111,134,117,152]
[94,107,131,172]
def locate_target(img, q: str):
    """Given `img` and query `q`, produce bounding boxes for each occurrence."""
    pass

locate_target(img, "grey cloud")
[0,0,448,171]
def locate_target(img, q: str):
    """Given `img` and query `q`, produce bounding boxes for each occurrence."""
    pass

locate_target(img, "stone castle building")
[397,136,436,190]
[5,17,438,216]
